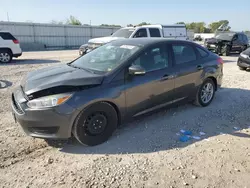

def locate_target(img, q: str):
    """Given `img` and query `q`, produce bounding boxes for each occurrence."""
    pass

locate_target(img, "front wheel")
[194,78,215,107]
[222,45,230,56]
[239,66,247,71]
[72,102,118,146]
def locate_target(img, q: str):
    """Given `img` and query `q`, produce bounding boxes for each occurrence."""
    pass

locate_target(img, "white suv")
[0,31,22,63]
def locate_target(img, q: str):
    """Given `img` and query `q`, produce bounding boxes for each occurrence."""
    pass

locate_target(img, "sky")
[0,0,249,31]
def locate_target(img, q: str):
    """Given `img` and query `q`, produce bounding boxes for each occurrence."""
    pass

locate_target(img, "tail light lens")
[217,57,224,64]
[13,39,19,44]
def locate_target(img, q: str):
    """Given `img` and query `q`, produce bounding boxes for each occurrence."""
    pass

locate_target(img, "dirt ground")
[0,50,250,188]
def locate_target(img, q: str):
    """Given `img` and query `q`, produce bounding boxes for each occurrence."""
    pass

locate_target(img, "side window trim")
[195,46,209,59]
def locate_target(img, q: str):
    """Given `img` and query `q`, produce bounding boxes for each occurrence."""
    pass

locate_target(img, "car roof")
[110,38,194,47]
[0,30,11,33]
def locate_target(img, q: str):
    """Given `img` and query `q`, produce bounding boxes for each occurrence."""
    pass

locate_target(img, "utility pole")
[89,20,91,26]
[7,12,10,22]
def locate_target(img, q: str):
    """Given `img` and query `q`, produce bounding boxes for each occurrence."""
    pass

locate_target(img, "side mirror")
[129,65,146,75]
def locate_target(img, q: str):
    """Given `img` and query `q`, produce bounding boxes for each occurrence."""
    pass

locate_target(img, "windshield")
[215,33,235,41]
[71,42,141,73]
[112,28,135,38]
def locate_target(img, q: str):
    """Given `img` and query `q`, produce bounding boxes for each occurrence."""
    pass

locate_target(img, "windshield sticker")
[120,45,135,50]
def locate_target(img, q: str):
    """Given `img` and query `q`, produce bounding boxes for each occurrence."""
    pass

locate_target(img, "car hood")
[206,37,230,44]
[21,64,104,95]
[242,47,250,55]
[88,36,123,44]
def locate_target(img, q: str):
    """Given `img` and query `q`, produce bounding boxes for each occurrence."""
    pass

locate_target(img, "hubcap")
[84,112,107,135]
[201,83,214,104]
[0,52,10,63]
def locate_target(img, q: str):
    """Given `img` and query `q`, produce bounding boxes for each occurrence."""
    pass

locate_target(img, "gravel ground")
[0,50,250,188]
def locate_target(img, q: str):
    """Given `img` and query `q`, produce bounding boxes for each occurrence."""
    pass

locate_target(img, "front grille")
[12,94,24,114]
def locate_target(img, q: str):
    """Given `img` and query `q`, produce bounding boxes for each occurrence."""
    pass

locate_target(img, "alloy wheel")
[201,83,214,104]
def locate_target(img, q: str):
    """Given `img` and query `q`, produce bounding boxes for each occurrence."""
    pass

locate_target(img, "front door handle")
[197,65,203,70]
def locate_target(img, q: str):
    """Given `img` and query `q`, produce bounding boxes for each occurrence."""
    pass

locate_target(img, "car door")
[125,43,175,117]
[232,34,242,51]
[170,42,204,102]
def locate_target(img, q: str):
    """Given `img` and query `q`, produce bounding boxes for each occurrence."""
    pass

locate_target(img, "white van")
[79,24,188,55]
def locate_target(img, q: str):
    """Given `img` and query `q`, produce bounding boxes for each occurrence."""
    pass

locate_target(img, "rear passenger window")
[0,32,16,40]
[196,47,208,58]
[172,44,196,64]
[149,28,161,37]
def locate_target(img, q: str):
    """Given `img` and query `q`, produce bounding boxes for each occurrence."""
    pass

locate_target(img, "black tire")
[0,50,13,63]
[194,78,216,107]
[72,102,118,146]
[239,66,247,71]
[222,45,230,56]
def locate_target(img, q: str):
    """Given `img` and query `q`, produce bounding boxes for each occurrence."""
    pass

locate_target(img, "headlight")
[240,53,249,59]
[27,93,72,109]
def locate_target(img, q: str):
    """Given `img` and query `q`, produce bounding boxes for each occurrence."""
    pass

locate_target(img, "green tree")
[209,20,230,32]
[186,22,206,33]
[100,24,121,27]
[137,22,150,26]
[66,15,82,25]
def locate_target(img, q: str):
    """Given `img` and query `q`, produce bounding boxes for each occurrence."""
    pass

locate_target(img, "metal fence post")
[32,24,36,43]
[64,25,67,48]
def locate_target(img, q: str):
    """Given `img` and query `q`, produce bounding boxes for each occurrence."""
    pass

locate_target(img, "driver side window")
[133,45,168,72]
[133,29,148,38]
[233,34,239,42]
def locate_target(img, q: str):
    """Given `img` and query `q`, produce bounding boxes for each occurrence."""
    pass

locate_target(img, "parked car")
[12,38,223,146]
[194,35,203,41]
[237,47,250,70]
[204,32,249,56]
[79,24,188,56]
[0,31,22,63]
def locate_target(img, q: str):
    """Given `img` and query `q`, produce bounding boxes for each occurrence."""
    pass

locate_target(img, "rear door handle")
[161,74,175,81]
[197,65,203,70]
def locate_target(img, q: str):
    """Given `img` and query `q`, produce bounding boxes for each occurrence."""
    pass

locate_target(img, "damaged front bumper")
[11,86,79,139]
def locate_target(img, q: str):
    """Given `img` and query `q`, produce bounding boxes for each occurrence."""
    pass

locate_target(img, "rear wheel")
[0,50,12,63]
[72,102,118,146]
[194,78,215,107]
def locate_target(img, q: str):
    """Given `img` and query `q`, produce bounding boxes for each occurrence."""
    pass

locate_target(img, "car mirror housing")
[128,65,146,75]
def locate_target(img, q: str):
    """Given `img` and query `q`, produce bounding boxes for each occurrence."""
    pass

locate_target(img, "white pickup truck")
[79,24,188,55]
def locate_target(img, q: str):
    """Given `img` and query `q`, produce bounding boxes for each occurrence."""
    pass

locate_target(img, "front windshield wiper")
[67,63,96,74]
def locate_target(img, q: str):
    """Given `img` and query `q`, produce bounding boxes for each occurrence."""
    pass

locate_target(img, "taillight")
[217,57,224,64]
[13,39,19,44]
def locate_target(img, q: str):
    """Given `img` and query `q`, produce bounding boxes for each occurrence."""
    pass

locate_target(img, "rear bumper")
[237,56,250,68]
[13,53,22,58]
